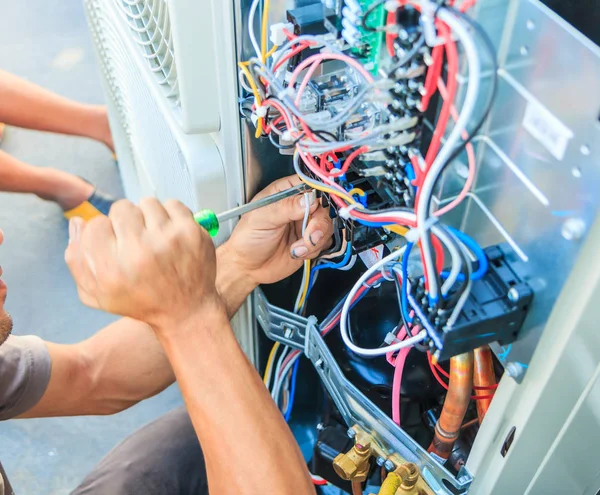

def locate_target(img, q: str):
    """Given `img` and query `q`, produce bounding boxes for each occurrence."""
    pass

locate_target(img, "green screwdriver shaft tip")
[193,209,220,237]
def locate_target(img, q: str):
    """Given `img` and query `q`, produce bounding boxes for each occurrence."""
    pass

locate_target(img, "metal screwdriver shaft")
[194,183,309,237]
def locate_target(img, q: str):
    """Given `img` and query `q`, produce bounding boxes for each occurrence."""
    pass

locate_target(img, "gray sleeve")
[0,335,52,420]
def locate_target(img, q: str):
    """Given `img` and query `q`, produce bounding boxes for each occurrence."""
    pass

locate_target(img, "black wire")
[361,0,388,32]
[312,129,338,142]
[320,218,343,257]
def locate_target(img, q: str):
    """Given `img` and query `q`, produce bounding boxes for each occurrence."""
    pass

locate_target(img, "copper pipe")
[428,352,474,459]
[351,480,363,495]
[473,345,496,422]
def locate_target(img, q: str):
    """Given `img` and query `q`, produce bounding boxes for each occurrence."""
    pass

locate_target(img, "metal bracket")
[255,289,473,494]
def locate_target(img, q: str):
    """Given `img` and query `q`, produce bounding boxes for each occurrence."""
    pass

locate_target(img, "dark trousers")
[72,407,208,495]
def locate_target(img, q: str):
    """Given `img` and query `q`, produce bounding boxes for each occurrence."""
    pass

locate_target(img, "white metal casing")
[84,0,254,354]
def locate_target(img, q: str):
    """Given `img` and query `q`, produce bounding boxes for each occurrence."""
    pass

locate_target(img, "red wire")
[425,23,457,169]
[312,478,328,486]
[421,43,444,112]
[273,42,311,72]
[386,11,397,57]
[330,146,368,177]
[427,353,498,399]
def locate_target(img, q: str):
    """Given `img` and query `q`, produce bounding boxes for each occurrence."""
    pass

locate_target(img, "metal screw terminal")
[507,287,520,303]
[347,428,356,439]
[384,460,396,471]
[505,362,525,380]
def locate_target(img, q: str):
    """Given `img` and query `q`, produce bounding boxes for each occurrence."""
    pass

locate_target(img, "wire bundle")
[245,0,498,437]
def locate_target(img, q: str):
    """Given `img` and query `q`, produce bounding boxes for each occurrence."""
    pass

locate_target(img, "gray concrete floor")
[0,2,183,494]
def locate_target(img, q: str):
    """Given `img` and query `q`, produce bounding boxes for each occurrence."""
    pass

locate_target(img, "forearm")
[22,246,256,418]
[157,307,315,495]
[0,70,106,139]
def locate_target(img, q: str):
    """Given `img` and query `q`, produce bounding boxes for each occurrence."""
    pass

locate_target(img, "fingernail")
[291,246,308,258]
[299,193,315,208]
[68,218,79,244]
[309,231,323,246]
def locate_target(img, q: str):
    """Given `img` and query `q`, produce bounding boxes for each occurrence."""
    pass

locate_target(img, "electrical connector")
[270,22,295,46]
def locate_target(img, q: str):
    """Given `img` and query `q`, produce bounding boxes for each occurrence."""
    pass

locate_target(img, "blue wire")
[401,242,414,324]
[440,227,488,281]
[308,242,353,291]
[284,359,300,422]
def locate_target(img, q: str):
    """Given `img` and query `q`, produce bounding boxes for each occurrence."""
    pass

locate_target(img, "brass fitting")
[396,462,419,492]
[333,433,372,482]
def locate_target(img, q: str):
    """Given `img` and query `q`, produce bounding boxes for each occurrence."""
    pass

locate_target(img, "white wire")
[271,346,291,401]
[293,193,312,313]
[416,7,481,301]
[436,227,463,296]
[340,246,427,356]
[271,352,301,405]
[248,0,261,59]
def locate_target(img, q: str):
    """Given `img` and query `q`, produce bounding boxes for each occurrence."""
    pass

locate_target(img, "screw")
[376,456,386,467]
[507,287,520,303]
[520,45,529,56]
[316,423,325,431]
[572,166,582,178]
[562,217,586,241]
[384,460,395,471]
[505,362,524,379]
[526,19,535,30]
[580,144,591,156]
[346,428,356,439]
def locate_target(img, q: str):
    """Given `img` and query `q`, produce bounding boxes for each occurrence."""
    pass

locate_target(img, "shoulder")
[0,335,51,420]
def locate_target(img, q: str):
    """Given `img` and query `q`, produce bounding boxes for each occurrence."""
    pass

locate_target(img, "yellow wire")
[386,225,410,236]
[265,44,278,59]
[263,341,280,384]
[347,187,367,197]
[296,259,311,311]
[237,62,264,138]
[261,0,271,63]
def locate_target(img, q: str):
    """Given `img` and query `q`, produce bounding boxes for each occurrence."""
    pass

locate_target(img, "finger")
[139,197,170,230]
[252,188,319,229]
[80,216,117,279]
[302,206,334,248]
[163,199,194,222]
[250,175,303,202]
[109,200,145,241]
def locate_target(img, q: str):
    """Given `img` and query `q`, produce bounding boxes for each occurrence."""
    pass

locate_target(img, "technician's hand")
[223,175,334,285]
[65,199,222,331]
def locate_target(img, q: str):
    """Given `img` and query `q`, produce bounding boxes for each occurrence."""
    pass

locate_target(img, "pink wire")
[433,78,476,217]
[389,326,409,427]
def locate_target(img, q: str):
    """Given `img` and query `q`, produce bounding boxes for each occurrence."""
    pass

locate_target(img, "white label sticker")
[359,244,384,268]
[522,101,574,161]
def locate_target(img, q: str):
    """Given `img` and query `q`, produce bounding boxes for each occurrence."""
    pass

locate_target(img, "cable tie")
[384,332,397,345]
[339,203,361,219]
[255,105,267,118]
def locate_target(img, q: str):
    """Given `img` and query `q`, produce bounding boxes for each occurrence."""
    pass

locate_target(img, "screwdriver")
[193,183,310,237]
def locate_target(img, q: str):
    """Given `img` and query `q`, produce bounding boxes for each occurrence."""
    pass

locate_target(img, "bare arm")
[20,246,256,418]
[157,306,315,495]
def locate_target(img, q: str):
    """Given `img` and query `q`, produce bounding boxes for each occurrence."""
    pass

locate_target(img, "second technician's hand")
[221,175,334,286]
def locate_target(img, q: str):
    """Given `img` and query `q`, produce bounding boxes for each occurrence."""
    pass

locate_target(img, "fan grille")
[85,0,196,208]
[113,0,180,107]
